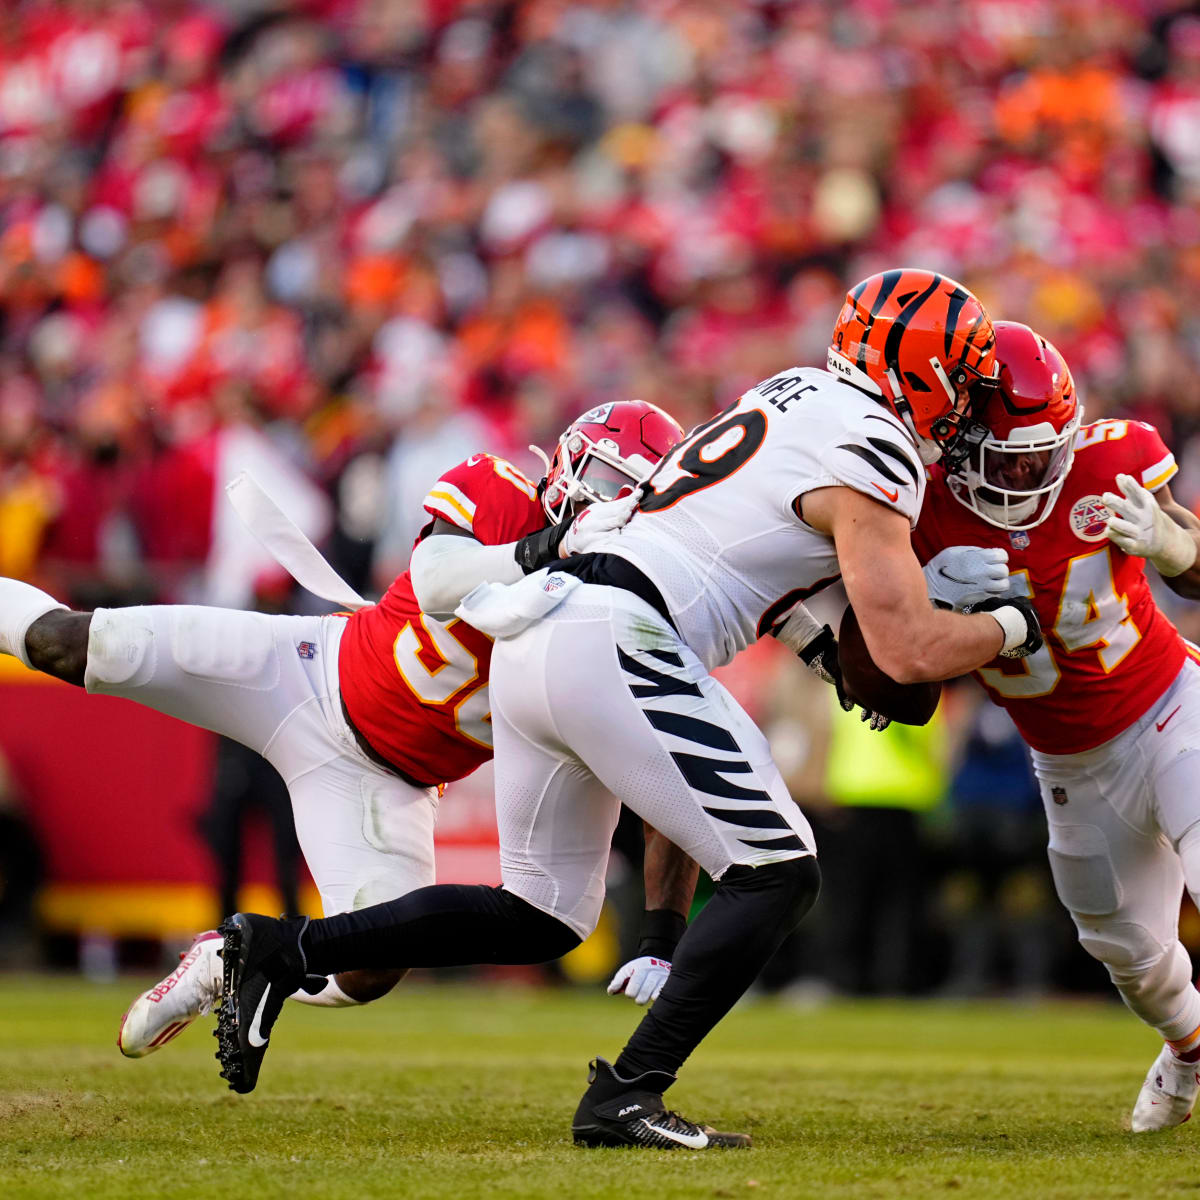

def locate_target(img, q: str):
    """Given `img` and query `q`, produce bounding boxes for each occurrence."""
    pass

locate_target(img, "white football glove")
[1103,474,1197,577]
[923,545,1011,611]
[607,955,671,1005]
[559,491,641,558]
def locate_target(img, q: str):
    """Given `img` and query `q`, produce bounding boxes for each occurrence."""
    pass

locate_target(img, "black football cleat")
[214,912,308,1094]
[571,1058,751,1149]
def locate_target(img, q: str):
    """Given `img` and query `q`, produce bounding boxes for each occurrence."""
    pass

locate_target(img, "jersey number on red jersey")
[981,546,1141,698]
[392,615,492,747]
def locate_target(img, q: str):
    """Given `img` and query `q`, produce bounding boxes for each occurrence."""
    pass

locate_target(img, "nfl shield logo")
[1009,530,1030,550]
[1051,786,1068,806]
[297,641,317,660]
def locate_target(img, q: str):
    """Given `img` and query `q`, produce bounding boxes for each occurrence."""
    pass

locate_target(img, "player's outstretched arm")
[802,485,1041,683]
[1104,477,1200,600]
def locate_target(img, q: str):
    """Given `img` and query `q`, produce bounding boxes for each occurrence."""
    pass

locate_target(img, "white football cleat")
[117,930,223,1058]
[1131,1043,1200,1132]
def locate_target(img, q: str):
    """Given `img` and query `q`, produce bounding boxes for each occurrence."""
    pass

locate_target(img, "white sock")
[287,976,362,1008]
[0,579,66,668]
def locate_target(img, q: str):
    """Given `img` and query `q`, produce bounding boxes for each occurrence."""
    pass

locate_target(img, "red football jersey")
[913,419,1188,755]
[338,454,545,784]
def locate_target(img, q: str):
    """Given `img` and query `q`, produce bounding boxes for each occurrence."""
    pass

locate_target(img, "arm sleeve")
[409,535,526,619]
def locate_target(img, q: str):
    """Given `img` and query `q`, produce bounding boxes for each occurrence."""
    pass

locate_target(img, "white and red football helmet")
[947,321,1083,530]
[532,401,685,523]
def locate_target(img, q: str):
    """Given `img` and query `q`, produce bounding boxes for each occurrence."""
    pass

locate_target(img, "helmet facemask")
[534,429,658,523]
[946,406,1083,531]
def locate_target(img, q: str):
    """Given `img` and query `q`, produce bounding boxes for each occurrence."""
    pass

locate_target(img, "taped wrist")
[989,604,1030,654]
[773,602,824,654]
[514,522,568,574]
[636,908,687,961]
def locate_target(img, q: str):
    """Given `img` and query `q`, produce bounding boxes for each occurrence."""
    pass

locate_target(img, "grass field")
[2,976,1197,1199]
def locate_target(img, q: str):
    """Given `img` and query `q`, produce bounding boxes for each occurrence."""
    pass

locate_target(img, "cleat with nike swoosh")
[215,912,308,1094]
[571,1058,750,1149]
[1131,1043,1200,1132]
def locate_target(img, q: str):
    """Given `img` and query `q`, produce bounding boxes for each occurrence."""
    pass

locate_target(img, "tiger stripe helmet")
[828,268,999,467]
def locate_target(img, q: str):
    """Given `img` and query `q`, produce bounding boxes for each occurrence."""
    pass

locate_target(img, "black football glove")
[797,624,891,732]
[962,594,1043,659]
[513,520,569,574]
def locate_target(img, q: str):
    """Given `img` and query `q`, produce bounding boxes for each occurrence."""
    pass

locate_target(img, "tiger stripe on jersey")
[825,419,923,517]
[423,480,477,530]
[616,647,807,855]
[1143,453,1178,492]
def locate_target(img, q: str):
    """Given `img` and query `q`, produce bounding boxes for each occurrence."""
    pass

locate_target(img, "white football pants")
[1032,656,1200,1045]
[488,583,814,940]
[84,606,439,916]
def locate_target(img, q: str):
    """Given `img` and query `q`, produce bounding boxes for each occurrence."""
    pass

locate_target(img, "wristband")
[988,604,1029,654]
[636,908,687,961]
[514,522,567,574]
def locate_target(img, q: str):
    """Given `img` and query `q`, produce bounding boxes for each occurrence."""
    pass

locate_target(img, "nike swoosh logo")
[467,455,484,467]
[1157,705,1182,733]
[872,482,899,503]
[247,984,272,1048]
[642,1120,709,1149]
[937,566,976,585]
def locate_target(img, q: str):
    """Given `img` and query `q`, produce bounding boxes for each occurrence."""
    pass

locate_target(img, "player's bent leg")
[215,886,580,1093]
[84,605,319,751]
[571,856,818,1150]
[487,589,818,1146]
[117,930,223,1058]
[1040,760,1200,1131]
[281,748,442,1009]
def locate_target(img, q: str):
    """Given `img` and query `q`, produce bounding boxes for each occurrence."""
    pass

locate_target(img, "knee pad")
[1077,918,1163,977]
[1093,938,1194,1030]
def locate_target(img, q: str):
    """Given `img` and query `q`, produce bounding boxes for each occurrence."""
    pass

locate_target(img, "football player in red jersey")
[0,399,685,1055]
[913,321,1200,1132]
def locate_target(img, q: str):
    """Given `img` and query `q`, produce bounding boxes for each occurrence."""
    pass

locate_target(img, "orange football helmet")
[947,321,1083,530]
[828,268,999,467]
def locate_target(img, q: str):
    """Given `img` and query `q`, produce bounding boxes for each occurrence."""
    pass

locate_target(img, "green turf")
[0,976,1196,1199]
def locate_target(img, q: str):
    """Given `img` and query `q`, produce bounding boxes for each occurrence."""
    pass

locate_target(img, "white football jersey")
[599,366,925,669]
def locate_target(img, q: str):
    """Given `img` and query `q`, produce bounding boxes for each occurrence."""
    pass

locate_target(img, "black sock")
[611,856,820,1083]
[301,883,581,974]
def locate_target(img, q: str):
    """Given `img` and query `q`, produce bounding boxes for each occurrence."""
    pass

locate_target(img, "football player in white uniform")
[211,269,1045,1148]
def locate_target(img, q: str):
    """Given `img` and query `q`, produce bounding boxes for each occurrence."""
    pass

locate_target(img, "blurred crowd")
[5,0,1200,990]
[5,0,1200,603]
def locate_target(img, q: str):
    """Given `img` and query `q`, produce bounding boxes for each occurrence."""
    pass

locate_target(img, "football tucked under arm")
[837,604,942,726]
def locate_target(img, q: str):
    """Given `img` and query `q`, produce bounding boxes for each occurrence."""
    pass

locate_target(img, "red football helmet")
[533,400,685,523]
[828,268,999,467]
[946,321,1082,530]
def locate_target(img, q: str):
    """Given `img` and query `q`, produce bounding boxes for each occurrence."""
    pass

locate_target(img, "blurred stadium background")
[3,0,1200,1003]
